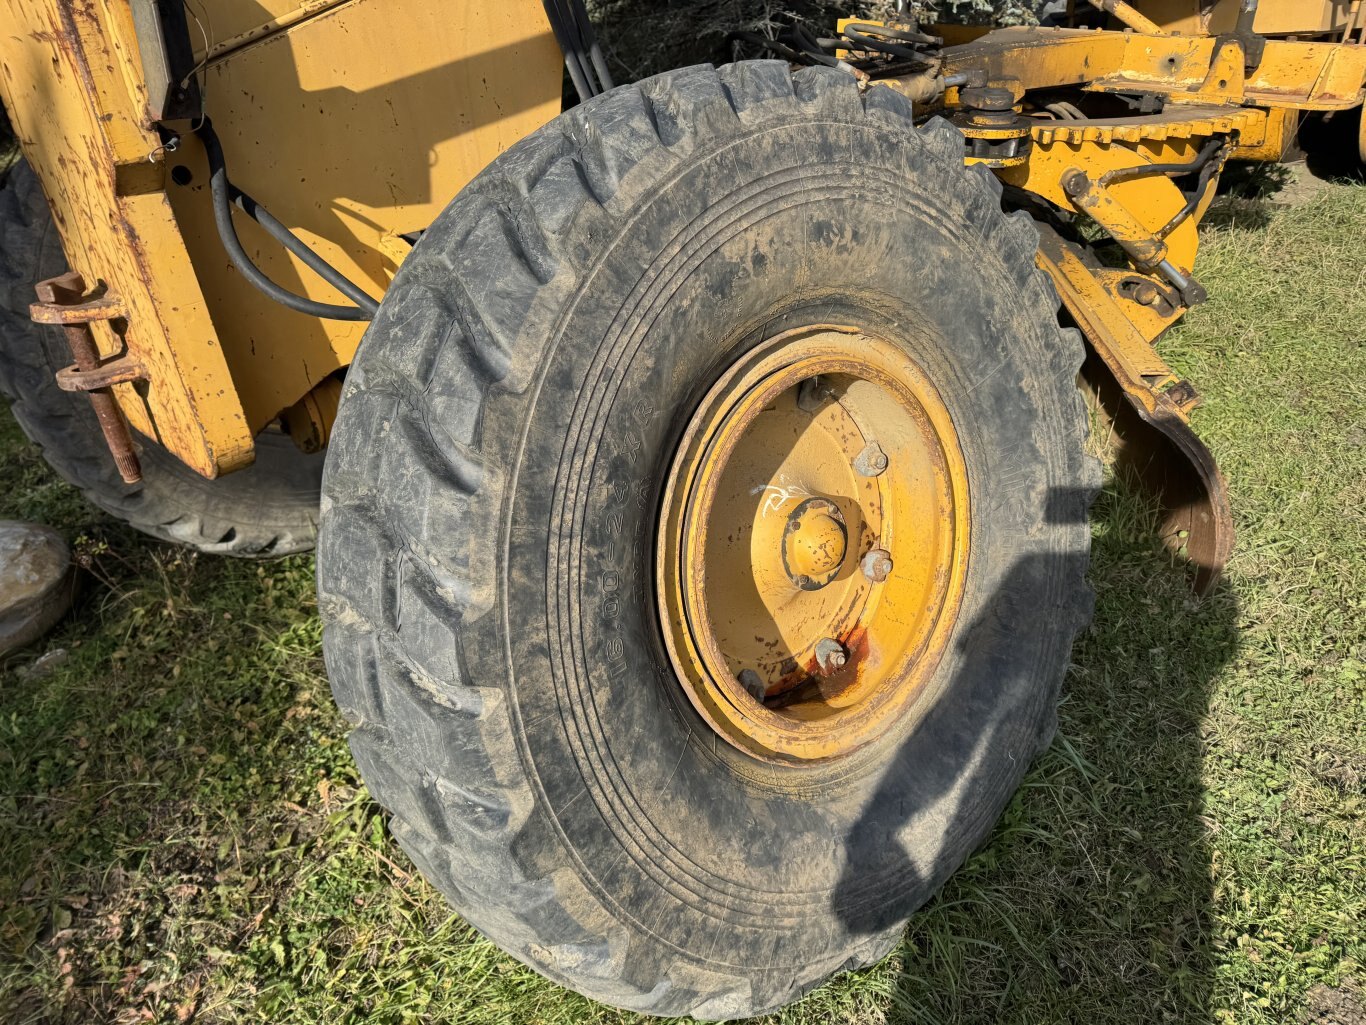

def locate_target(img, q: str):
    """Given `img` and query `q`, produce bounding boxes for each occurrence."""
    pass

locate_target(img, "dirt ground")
[1305,984,1366,1025]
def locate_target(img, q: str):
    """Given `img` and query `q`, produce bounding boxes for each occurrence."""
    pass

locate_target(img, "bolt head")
[854,441,889,478]
[861,548,893,583]
[737,669,766,701]
[1132,281,1159,306]
[814,637,848,674]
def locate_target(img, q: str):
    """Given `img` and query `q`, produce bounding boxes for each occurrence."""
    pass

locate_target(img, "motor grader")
[1,0,1362,1017]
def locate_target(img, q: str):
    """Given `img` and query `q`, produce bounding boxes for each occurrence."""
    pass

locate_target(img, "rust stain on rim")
[656,325,971,764]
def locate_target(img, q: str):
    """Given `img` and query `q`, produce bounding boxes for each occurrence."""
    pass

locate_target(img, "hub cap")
[656,326,970,763]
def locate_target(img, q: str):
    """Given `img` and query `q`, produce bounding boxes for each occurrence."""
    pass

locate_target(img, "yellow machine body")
[0,0,1364,586]
[883,0,1365,587]
[0,0,562,476]
[1140,0,1360,36]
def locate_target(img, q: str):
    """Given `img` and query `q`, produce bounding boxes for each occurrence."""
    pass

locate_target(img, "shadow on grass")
[1299,110,1366,184]
[828,475,1239,1024]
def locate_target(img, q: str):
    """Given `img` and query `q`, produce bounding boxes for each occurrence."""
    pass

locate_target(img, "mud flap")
[1081,352,1234,594]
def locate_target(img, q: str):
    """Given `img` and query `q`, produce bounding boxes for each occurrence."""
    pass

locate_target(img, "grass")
[2,171,1364,1025]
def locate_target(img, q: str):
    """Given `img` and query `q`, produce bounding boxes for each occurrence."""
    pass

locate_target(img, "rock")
[14,647,69,681]
[0,520,77,658]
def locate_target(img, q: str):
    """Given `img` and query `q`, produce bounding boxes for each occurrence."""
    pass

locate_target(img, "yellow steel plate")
[0,0,253,476]
[164,0,563,432]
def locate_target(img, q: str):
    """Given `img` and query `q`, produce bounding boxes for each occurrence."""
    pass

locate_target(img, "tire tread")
[318,63,1098,1018]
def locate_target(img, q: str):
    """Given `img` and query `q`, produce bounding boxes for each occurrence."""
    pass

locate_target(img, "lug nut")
[854,441,888,478]
[737,669,767,701]
[814,637,847,674]
[861,548,893,582]
[797,376,831,413]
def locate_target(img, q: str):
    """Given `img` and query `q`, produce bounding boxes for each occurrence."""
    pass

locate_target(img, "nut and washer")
[853,440,889,478]
[814,637,847,674]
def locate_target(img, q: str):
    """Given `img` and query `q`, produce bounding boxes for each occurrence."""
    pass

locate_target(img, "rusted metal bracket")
[1035,229,1233,594]
[54,355,149,393]
[30,272,147,484]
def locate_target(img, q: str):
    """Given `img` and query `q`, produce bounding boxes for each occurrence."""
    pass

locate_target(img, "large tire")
[1358,103,1366,167]
[318,63,1098,1018]
[0,161,323,556]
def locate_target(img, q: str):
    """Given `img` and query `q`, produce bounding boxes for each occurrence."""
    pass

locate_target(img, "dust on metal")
[853,440,889,478]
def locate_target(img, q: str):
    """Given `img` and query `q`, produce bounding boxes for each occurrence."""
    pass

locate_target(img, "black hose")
[727,31,831,66]
[197,120,375,322]
[735,20,941,71]
[552,0,595,91]
[1099,136,1224,184]
[791,26,844,66]
[843,21,941,47]
[543,0,600,102]
[1157,139,1232,239]
[568,0,614,91]
[839,23,933,62]
[229,189,380,316]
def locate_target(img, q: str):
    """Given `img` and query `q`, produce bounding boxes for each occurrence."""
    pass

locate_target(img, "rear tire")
[0,161,323,556]
[318,63,1097,1018]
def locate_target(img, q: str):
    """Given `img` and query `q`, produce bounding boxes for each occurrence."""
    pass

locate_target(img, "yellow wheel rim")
[656,325,970,763]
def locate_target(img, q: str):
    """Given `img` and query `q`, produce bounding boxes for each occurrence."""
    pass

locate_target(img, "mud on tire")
[318,62,1098,1018]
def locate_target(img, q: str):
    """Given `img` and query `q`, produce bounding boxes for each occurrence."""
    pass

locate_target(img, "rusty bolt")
[1131,281,1160,306]
[814,637,847,674]
[854,441,888,478]
[861,548,893,583]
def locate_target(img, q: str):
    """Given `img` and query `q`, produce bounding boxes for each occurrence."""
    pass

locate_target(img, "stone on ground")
[0,520,75,658]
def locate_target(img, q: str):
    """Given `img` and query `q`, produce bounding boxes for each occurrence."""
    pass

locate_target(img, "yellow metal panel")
[164,0,562,431]
[189,0,351,59]
[0,0,253,476]
[1,0,559,475]
[1000,136,1208,278]
[945,28,1366,111]
[1139,0,1356,36]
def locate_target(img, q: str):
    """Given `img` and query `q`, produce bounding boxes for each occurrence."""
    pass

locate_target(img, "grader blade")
[1036,230,1233,593]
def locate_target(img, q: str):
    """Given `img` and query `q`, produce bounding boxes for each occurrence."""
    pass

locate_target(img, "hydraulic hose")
[542,0,612,103]
[196,120,377,322]
[228,189,381,316]
[569,0,614,91]
[544,0,595,102]
[1098,136,1225,185]
[1156,140,1233,240]
[840,22,940,61]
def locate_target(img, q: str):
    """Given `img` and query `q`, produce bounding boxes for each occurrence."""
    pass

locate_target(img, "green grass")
[2,175,1364,1025]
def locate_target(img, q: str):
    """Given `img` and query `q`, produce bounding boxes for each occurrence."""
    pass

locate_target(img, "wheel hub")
[779,497,847,590]
[656,325,971,763]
